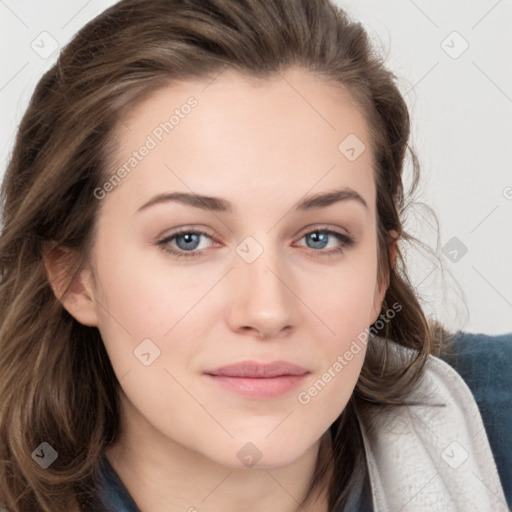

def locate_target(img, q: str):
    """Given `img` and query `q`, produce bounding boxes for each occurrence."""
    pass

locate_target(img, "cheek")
[300,252,378,384]
[92,244,195,331]
[90,243,216,378]
[306,253,379,335]
[294,267,374,426]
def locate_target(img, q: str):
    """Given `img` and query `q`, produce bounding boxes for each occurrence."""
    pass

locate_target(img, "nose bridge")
[236,234,290,302]
[228,233,296,336]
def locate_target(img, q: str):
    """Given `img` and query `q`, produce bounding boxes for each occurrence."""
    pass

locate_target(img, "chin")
[205,433,318,471]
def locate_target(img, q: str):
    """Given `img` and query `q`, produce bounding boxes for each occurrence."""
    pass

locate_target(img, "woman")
[0,0,508,511]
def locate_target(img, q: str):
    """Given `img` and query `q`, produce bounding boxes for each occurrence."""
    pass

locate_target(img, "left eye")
[156,228,354,258]
[298,230,349,251]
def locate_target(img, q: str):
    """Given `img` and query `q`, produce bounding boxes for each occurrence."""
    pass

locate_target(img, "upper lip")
[205,360,310,378]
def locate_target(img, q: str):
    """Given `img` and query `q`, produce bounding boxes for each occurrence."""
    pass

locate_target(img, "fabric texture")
[357,335,509,512]
[97,332,512,512]
[439,330,512,508]
[98,456,140,512]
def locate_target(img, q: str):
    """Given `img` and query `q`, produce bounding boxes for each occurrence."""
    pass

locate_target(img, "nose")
[226,244,297,340]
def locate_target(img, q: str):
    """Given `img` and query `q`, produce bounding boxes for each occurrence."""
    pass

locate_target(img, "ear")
[43,242,99,327]
[370,230,398,325]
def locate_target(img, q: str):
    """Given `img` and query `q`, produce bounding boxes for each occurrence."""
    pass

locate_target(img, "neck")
[104,394,332,512]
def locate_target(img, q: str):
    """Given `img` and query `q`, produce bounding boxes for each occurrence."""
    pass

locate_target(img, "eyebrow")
[136,187,368,214]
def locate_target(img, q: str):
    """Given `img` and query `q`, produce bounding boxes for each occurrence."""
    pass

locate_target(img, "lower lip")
[204,374,309,398]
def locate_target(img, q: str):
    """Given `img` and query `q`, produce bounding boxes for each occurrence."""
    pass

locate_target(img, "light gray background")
[1,0,511,334]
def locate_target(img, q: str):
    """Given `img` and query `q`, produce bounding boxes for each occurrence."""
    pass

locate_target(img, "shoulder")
[357,336,509,511]
[439,331,512,392]
[439,331,512,509]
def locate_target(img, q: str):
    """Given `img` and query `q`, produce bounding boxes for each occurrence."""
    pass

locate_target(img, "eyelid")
[295,223,350,238]
[157,225,219,244]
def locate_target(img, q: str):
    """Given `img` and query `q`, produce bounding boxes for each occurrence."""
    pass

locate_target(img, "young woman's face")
[82,66,386,469]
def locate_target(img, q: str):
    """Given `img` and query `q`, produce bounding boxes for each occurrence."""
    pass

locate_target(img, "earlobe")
[43,243,99,327]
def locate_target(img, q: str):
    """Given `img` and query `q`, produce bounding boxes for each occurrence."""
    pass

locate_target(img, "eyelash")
[156,227,355,259]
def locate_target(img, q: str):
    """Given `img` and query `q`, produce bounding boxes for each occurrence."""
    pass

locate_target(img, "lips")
[204,360,310,399]
[205,360,310,378]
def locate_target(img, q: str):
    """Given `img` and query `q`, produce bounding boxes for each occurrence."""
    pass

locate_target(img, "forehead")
[105,66,375,214]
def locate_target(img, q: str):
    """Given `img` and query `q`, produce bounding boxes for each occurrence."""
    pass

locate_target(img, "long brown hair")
[0,0,448,510]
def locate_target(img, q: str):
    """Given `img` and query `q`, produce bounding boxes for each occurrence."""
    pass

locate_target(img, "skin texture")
[46,66,394,512]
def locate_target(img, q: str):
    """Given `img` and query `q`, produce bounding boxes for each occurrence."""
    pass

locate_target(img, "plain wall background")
[1,0,511,334]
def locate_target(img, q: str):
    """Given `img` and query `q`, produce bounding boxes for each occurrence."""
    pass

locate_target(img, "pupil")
[178,233,199,250]
[308,232,327,249]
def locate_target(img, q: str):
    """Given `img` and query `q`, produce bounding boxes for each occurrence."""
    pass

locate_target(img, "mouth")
[204,360,310,399]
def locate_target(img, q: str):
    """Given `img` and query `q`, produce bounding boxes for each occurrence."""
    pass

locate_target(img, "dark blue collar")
[98,455,141,512]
